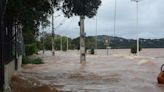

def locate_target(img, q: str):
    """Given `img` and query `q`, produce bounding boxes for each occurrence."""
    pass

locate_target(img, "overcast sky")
[45,0,164,39]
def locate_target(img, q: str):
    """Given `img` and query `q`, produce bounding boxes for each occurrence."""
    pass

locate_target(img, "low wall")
[4,56,22,92]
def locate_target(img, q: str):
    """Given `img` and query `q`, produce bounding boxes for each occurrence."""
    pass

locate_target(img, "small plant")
[131,44,142,54]
[90,48,95,55]
[85,47,88,53]
[22,56,31,64]
[22,56,44,64]
[62,47,67,51]
[25,44,38,56]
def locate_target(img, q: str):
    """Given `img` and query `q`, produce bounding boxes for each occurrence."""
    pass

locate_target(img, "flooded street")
[11,49,164,92]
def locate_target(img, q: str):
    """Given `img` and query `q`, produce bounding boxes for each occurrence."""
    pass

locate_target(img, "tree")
[61,0,101,18]
[4,0,101,56]
[131,43,142,54]
[61,0,101,62]
[5,0,62,56]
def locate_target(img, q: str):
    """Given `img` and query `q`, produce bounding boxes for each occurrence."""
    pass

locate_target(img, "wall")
[3,55,22,92]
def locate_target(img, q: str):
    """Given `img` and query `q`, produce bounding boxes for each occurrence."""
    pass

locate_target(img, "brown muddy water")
[11,49,164,92]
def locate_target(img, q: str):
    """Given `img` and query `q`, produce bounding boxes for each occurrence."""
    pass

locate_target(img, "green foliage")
[22,56,31,64]
[72,36,96,50]
[39,33,73,51]
[32,58,44,64]
[72,38,80,50]
[90,48,95,55]
[62,0,101,18]
[41,33,52,50]
[22,56,44,64]
[5,0,61,57]
[140,38,164,48]
[59,35,164,50]
[36,41,43,50]
[61,36,68,51]
[6,0,57,40]
[131,45,137,54]
[86,37,96,49]
[130,44,142,54]
[39,34,164,52]
[6,0,102,57]
[25,44,38,56]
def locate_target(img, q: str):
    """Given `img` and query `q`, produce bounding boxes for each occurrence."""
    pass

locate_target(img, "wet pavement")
[11,49,164,92]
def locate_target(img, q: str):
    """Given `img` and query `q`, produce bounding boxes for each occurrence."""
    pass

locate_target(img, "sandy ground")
[11,49,164,92]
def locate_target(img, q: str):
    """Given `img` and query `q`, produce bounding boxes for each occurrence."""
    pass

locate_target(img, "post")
[113,0,117,49]
[95,16,98,51]
[105,38,109,55]
[136,2,139,54]
[42,31,45,54]
[51,9,55,56]
[67,37,68,51]
[106,45,109,55]
[80,16,86,63]
[60,36,62,51]
[131,0,141,55]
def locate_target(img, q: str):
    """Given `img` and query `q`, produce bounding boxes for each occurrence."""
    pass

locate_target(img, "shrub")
[62,46,67,51]
[85,47,88,52]
[32,58,44,64]
[25,44,38,56]
[22,56,44,64]
[131,44,142,54]
[90,48,95,54]
[22,56,31,64]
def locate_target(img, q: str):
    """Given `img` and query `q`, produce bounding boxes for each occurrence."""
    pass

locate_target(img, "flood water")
[11,49,164,92]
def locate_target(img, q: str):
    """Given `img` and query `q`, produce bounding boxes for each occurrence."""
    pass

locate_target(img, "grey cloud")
[45,0,164,39]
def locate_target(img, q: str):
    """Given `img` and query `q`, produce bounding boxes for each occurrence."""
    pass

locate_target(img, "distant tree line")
[37,34,164,51]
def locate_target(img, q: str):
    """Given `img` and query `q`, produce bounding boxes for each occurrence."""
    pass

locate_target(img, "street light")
[92,16,98,53]
[51,13,60,56]
[131,0,142,55]
[95,16,98,51]
[51,0,60,56]
[51,2,55,56]
[60,35,63,51]
[41,27,45,55]
[66,37,69,51]
[113,0,117,49]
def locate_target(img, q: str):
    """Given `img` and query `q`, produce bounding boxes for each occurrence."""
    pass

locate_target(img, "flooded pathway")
[11,49,164,92]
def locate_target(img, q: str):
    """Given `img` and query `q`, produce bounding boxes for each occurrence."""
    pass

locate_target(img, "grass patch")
[22,56,44,64]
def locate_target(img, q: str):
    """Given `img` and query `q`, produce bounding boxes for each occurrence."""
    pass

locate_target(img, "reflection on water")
[11,49,164,92]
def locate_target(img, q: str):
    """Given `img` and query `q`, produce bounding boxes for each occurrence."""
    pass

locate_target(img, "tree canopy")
[6,0,101,27]
[4,0,101,55]
[61,0,101,18]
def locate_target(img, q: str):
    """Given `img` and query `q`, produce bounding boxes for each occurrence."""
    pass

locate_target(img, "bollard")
[157,64,164,84]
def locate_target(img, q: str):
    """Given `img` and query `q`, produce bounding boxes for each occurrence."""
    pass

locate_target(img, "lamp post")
[113,0,117,49]
[42,28,45,54]
[51,13,60,55]
[95,16,98,51]
[92,16,98,53]
[79,16,86,63]
[131,0,142,54]
[60,35,63,51]
[51,2,55,56]
[67,37,68,51]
